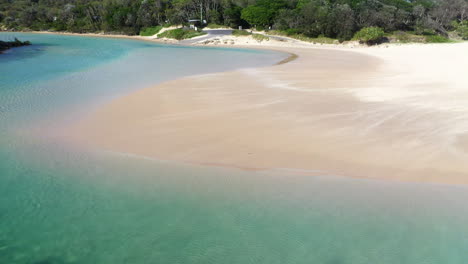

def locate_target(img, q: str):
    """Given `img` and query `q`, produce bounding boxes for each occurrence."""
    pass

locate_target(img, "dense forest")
[0,0,467,41]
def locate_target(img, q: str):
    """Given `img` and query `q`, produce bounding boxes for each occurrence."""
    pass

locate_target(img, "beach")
[3,32,468,264]
[66,40,468,185]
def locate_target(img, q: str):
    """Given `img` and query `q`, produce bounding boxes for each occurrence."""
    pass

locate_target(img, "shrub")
[452,21,468,40]
[140,26,162,36]
[353,27,385,45]
[240,6,271,29]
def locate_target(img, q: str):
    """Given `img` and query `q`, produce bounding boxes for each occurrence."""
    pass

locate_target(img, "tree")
[327,4,355,41]
[429,0,468,33]
[274,8,301,31]
[223,5,244,28]
[300,0,330,37]
[0,0,465,41]
[241,0,287,28]
[137,0,157,28]
[241,5,271,28]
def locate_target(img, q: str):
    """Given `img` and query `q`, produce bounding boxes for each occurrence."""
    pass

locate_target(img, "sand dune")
[68,42,468,184]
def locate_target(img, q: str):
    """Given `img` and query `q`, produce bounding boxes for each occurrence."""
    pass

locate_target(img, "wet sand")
[68,42,468,185]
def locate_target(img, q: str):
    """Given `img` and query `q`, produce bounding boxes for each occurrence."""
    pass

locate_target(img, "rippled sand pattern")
[72,44,468,184]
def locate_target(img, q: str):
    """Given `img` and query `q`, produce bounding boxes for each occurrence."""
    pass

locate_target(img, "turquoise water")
[1,33,468,264]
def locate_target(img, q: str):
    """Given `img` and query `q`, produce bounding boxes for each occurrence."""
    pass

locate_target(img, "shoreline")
[52,32,468,185]
[17,31,304,63]
[9,30,360,49]
[7,30,464,50]
[23,30,179,44]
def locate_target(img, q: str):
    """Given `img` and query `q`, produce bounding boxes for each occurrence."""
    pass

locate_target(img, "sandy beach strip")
[66,41,468,185]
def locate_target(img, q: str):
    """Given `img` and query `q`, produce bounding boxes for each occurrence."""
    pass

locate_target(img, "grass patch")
[424,34,453,43]
[277,28,301,36]
[252,34,269,42]
[308,36,337,44]
[140,26,163,36]
[158,28,206,40]
[390,31,426,43]
[388,31,457,44]
[232,29,251,36]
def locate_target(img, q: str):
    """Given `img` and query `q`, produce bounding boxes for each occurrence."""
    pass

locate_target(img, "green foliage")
[252,34,269,42]
[391,31,426,43]
[452,21,468,40]
[232,29,251,36]
[158,28,205,40]
[158,29,185,40]
[309,36,338,44]
[272,29,300,36]
[353,27,385,44]
[223,6,244,29]
[424,35,452,43]
[140,26,163,36]
[206,23,226,29]
[241,0,286,28]
[241,6,271,28]
[381,0,413,11]
[391,31,455,44]
[0,0,464,43]
[184,30,206,39]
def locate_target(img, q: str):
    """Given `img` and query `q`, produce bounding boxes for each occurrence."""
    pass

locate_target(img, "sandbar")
[67,42,468,185]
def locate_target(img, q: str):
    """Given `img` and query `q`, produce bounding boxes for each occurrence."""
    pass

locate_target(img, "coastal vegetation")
[453,21,468,40]
[157,28,205,40]
[424,34,452,43]
[0,0,466,43]
[232,29,251,36]
[252,33,269,42]
[139,25,162,36]
[353,26,386,45]
[231,30,269,42]
[0,38,31,53]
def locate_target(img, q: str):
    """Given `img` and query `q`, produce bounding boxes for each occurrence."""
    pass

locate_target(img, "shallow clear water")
[1,33,468,264]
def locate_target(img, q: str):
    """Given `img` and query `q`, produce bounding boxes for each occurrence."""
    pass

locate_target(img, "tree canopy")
[0,0,467,40]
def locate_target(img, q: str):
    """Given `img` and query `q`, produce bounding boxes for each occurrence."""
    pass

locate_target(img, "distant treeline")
[0,0,467,40]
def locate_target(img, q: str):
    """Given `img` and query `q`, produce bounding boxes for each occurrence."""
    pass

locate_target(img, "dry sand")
[67,41,468,185]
